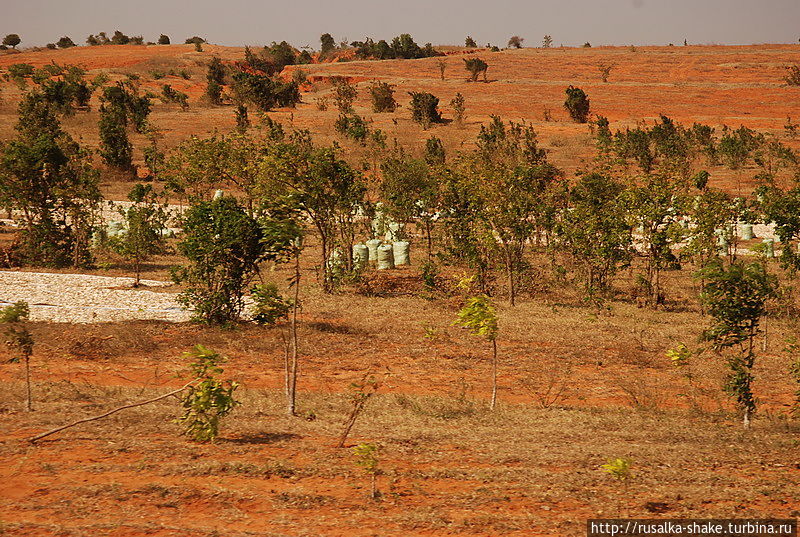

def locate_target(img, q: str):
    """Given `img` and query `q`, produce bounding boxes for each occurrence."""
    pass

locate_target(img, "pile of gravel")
[0,271,190,323]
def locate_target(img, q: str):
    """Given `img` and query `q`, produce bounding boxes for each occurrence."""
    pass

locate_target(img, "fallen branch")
[27,379,198,443]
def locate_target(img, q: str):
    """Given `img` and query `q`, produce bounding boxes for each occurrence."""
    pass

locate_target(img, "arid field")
[0,42,799,536]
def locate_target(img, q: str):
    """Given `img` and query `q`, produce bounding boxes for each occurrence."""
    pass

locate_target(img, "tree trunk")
[490,339,498,410]
[286,249,301,416]
[425,221,433,261]
[25,355,32,412]
[505,251,515,306]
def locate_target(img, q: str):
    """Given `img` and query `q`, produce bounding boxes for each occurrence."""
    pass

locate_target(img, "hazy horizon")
[4,0,800,50]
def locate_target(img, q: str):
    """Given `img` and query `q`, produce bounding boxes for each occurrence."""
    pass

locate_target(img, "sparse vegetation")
[0,30,799,537]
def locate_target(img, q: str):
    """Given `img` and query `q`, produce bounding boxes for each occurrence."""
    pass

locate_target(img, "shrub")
[332,77,358,113]
[173,196,266,324]
[194,42,203,52]
[231,70,300,111]
[368,81,396,112]
[564,85,590,123]
[45,43,56,50]
[507,35,524,49]
[251,282,291,325]
[464,57,488,82]
[297,50,312,64]
[598,62,614,82]
[542,35,553,48]
[185,36,206,45]
[161,84,189,110]
[158,34,170,45]
[176,345,240,442]
[465,36,477,48]
[265,40,297,71]
[784,65,800,86]
[334,113,369,143]
[424,136,445,166]
[451,92,466,125]
[408,91,442,127]
[235,104,249,131]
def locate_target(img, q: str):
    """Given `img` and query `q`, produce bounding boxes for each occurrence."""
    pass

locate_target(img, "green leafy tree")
[231,70,300,112]
[507,36,524,48]
[463,57,488,82]
[686,187,737,291]
[258,197,305,414]
[3,34,21,49]
[108,184,170,286]
[176,345,240,442]
[558,173,631,299]
[626,174,689,307]
[173,196,265,324]
[98,82,151,169]
[454,295,500,409]
[56,36,76,49]
[0,92,101,267]
[755,181,800,271]
[320,33,336,57]
[1,302,34,411]
[380,156,440,259]
[206,55,226,104]
[185,36,205,45]
[98,100,133,170]
[259,145,365,291]
[564,85,590,123]
[700,260,777,428]
[111,30,130,45]
[542,35,553,48]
